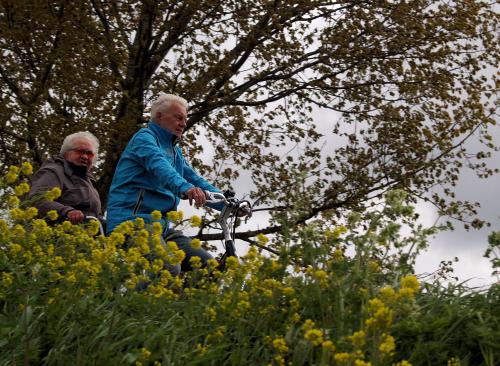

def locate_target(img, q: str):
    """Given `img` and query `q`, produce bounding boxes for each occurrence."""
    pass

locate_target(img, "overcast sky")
[178,110,499,288]
[414,124,500,288]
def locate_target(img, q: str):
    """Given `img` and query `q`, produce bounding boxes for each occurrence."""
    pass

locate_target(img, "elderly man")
[106,93,222,275]
[29,131,103,224]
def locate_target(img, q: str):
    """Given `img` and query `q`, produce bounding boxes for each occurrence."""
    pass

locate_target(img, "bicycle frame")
[204,191,252,271]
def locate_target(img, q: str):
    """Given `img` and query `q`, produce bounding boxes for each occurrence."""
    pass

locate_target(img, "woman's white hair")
[60,131,99,155]
[150,93,188,122]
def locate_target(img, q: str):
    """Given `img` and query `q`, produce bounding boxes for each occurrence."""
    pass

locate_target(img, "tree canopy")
[0,0,498,241]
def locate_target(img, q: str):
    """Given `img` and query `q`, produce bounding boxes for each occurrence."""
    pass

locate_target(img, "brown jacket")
[28,155,102,221]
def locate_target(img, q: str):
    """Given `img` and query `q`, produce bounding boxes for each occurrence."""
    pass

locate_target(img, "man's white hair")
[60,131,99,155]
[150,93,188,122]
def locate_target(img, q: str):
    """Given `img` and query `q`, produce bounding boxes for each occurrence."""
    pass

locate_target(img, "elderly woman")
[28,131,103,224]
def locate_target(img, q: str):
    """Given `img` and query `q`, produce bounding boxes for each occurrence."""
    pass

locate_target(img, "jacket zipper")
[132,189,145,215]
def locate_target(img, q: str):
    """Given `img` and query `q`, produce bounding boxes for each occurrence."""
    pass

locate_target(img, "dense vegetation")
[1,164,498,365]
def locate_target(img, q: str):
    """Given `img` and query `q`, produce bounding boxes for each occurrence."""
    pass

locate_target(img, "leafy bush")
[0,164,498,365]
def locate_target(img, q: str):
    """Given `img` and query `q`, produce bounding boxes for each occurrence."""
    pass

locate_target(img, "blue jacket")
[106,121,220,233]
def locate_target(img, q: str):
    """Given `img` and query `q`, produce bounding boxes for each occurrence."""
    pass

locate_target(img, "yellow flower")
[379,333,395,355]
[6,172,17,183]
[326,225,348,239]
[349,330,366,348]
[369,260,380,272]
[226,256,239,268]
[190,238,201,249]
[334,353,351,363]
[6,165,19,182]
[47,244,54,256]
[44,187,62,201]
[125,276,139,289]
[21,162,33,175]
[368,298,385,312]
[354,360,373,366]
[256,233,269,245]
[108,232,126,246]
[366,309,393,329]
[24,207,38,220]
[273,355,285,366]
[50,187,62,199]
[190,215,202,227]
[115,220,135,235]
[151,210,162,221]
[207,258,218,269]
[10,208,24,221]
[313,270,328,282]
[210,326,226,340]
[52,256,66,268]
[9,243,23,256]
[269,260,281,272]
[400,275,420,293]
[140,347,151,360]
[190,256,202,269]
[332,248,344,261]
[12,224,25,237]
[393,361,412,366]
[301,319,315,331]
[196,343,207,355]
[14,182,30,196]
[8,195,20,207]
[447,358,460,366]
[204,307,217,321]
[397,288,416,301]
[272,337,288,353]
[151,220,162,232]
[379,286,397,304]
[87,219,100,236]
[135,217,145,228]
[322,340,335,352]
[1,272,14,287]
[171,250,185,265]
[304,329,324,346]
[166,241,179,251]
[167,211,181,222]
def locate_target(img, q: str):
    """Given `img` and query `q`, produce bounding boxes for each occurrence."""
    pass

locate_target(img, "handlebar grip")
[180,190,226,204]
[223,189,235,199]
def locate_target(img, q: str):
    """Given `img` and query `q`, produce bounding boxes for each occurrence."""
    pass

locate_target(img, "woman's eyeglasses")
[72,148,95,158]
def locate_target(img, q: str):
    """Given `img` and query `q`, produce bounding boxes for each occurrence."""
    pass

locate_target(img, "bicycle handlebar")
[205,191,252,218]
[204,191,229,205]
[182,190,253,266]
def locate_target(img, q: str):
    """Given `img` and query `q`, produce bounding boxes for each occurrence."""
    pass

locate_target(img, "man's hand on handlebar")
[185,187,207,208]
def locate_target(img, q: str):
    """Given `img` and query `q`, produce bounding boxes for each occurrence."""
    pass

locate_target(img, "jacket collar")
[52,154,94,180]
[148,120,180,146]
